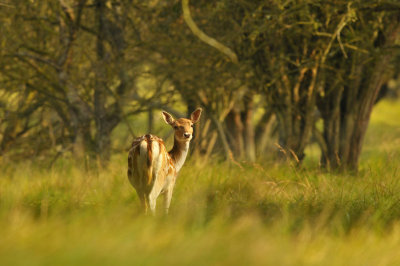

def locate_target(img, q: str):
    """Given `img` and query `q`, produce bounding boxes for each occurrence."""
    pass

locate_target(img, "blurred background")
[0,0,399,172]
[2,2,400,265]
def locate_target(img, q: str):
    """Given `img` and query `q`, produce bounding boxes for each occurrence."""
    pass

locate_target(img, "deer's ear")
[162,111,175,125]
[190,108,202,124]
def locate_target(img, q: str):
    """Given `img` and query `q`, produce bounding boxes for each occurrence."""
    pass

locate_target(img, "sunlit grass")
[0,99,400,265]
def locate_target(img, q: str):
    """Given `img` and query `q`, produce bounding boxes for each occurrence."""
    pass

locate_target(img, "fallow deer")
[127,108,202,214]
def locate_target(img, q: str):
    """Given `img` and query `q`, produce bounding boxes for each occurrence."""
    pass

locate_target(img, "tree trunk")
[319,22,400,172]
[225,107,244,158]
[243,94,256,162]
[274,67,319,163]
[255,109,275,156]
[345,55,392,171]
[319,85,344,169]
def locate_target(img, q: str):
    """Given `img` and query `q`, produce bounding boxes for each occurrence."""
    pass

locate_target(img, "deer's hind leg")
[135,190,148,214]
[147,180,165,215]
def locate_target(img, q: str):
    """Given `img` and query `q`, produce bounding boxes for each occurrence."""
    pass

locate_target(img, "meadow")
[0,100,400,266]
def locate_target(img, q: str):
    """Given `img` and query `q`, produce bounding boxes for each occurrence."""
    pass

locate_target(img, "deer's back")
[128,134,175,193]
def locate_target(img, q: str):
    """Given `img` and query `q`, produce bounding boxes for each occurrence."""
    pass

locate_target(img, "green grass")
[0,99,400,265]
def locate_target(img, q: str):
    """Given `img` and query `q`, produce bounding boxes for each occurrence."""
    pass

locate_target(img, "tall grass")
[0,99,399,265]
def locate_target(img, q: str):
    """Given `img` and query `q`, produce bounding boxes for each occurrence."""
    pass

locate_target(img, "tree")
[188,1,399,171]
[0,0,170,164]
[0,0,398,172]
[317,3,400,171]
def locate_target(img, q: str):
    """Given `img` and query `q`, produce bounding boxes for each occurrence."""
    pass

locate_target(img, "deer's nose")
[184,133,191,138]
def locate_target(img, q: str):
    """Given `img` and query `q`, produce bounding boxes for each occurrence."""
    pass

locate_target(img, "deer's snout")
[183,133,191,139]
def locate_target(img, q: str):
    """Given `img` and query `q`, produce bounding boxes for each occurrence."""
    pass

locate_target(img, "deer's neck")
[169,137,190,173]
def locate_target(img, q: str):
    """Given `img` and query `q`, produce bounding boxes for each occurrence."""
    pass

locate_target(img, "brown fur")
[128,108,202,214]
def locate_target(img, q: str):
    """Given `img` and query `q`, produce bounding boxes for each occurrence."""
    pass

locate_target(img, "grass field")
[0,100,400,266]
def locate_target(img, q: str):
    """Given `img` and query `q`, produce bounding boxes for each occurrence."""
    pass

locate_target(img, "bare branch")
[0,2,14,8]
[14,52,60,70]
[182,0,238,64]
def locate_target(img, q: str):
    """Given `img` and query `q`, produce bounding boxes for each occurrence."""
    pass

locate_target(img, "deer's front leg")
[163,181,176,215]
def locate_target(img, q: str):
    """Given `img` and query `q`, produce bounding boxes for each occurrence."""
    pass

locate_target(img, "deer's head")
[162,108,202,142]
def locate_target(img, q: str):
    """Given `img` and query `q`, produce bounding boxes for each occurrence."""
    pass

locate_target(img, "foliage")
[0,0,173,162]
[0,0,399,171]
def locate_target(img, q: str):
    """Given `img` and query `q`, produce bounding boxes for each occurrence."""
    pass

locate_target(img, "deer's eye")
[174,126,178,130]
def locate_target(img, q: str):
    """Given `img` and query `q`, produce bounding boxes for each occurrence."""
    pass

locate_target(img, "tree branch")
[182,0,238,64]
